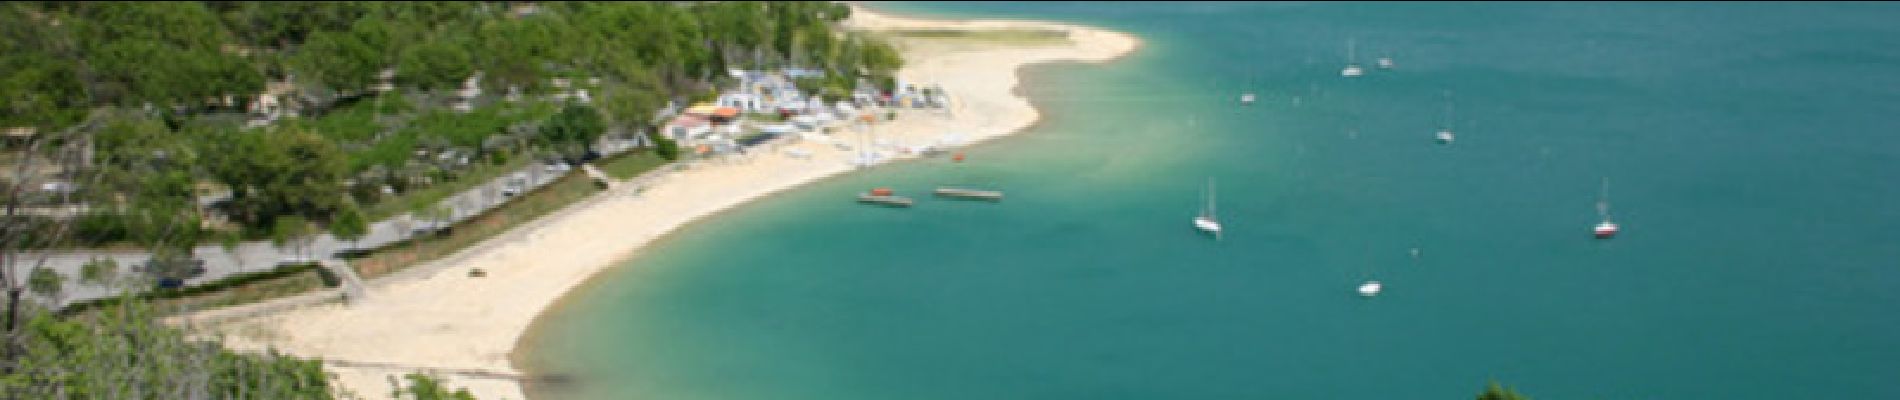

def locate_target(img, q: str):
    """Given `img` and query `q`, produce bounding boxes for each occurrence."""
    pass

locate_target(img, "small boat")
[859,188,912,207]
[1194,178,1223,239]
[934,187,1003,201]
[1595,220,1619,239]
[857,194,914,207]
[1376,55,1395,69]
[1341,39,1365,78]
[1594,178,1619,239]
[1435,91,1456,144]
[1358,280,1383,297]
[952,152,966,162]
[1240,93,1257,104]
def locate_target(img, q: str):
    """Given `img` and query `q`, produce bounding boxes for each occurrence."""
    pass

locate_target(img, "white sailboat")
[1435,91,1456,144]
[1341,39,1365,78]
[1241,75,1258,104]
[1194,178,1223,239]
[1358,280,1383,297]
[1594,178,1620,239]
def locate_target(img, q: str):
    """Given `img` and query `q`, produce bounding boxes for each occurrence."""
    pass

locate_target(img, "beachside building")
[725,68,824,115]
[511,2,542,18]
[666,103,741,146]
[662,115,710,144]
[451,72,483,113]
[717,93,764,113]
[2,127,34,149]
[243,80,302,129]
[370,68,396,93]
[785,68,825,79]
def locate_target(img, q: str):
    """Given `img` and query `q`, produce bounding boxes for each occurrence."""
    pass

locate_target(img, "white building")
[717,93,764,113]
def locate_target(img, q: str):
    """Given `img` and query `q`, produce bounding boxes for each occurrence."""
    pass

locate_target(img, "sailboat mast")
[1598,177,1611,218]
[1209,178,1217,217]
[1442,91,1455,130]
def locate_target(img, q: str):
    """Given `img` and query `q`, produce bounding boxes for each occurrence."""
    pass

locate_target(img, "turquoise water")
[521,2,1900,398]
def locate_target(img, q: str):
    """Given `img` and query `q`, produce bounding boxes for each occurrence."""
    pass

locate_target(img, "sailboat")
[1240,75,1257,105]
[1594,178,1620,239]
[1435,91,1456,144]
[1358,280,1383,297]
[1194,178,1223,239]
[1341,39,1365,78]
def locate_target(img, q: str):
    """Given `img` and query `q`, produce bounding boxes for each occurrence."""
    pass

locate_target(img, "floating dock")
[857,194,915,207]
[933,187,1004,201]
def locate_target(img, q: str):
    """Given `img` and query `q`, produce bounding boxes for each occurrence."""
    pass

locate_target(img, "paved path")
[22,140,643,307]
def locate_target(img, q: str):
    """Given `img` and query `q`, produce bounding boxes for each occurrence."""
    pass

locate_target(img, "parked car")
[503,173,528,197]
[138,257,206,281]
[333,248,374,259]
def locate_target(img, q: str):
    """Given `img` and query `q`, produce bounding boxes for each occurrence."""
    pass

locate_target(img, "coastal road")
[19,139,642,307]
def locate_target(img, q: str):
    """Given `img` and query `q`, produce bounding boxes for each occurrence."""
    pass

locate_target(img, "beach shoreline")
[194,4,1139,399]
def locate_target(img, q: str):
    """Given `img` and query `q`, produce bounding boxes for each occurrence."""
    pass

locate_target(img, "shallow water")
[522,2,1900,398]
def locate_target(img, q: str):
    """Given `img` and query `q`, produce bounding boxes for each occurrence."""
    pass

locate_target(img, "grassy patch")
[149,270,332,311]
[596,149,671,180]
[361,156,532,222]
[350,170,603,280]
[60,263,339,317]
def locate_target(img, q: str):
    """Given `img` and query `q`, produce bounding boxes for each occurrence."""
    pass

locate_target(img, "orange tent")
[713,107,739,118]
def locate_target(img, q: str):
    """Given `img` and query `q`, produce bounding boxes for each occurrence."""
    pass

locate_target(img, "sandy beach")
[195,5,1138,399]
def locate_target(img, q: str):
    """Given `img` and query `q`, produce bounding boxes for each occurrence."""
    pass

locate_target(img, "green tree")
[391,373,476,400]
[220,1,368,48]
[331,200,370,252]
[474,16,570,93]
[1477,381,1531,400]
[27,267,64,306]
[596,64,667,129]
[207,126,348,230]
[292,30,382,91]
[2,299,333,397]
[856,34,904,76]
[272,215,313,259]
[538,104,606,161]
[0,8,87,129]
[398,38,474,91]
[74,2,262,107]
[649,130,680,161]
[78,258,120,289]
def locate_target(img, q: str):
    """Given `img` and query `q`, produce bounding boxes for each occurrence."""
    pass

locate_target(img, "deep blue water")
[522,2,1900,398]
